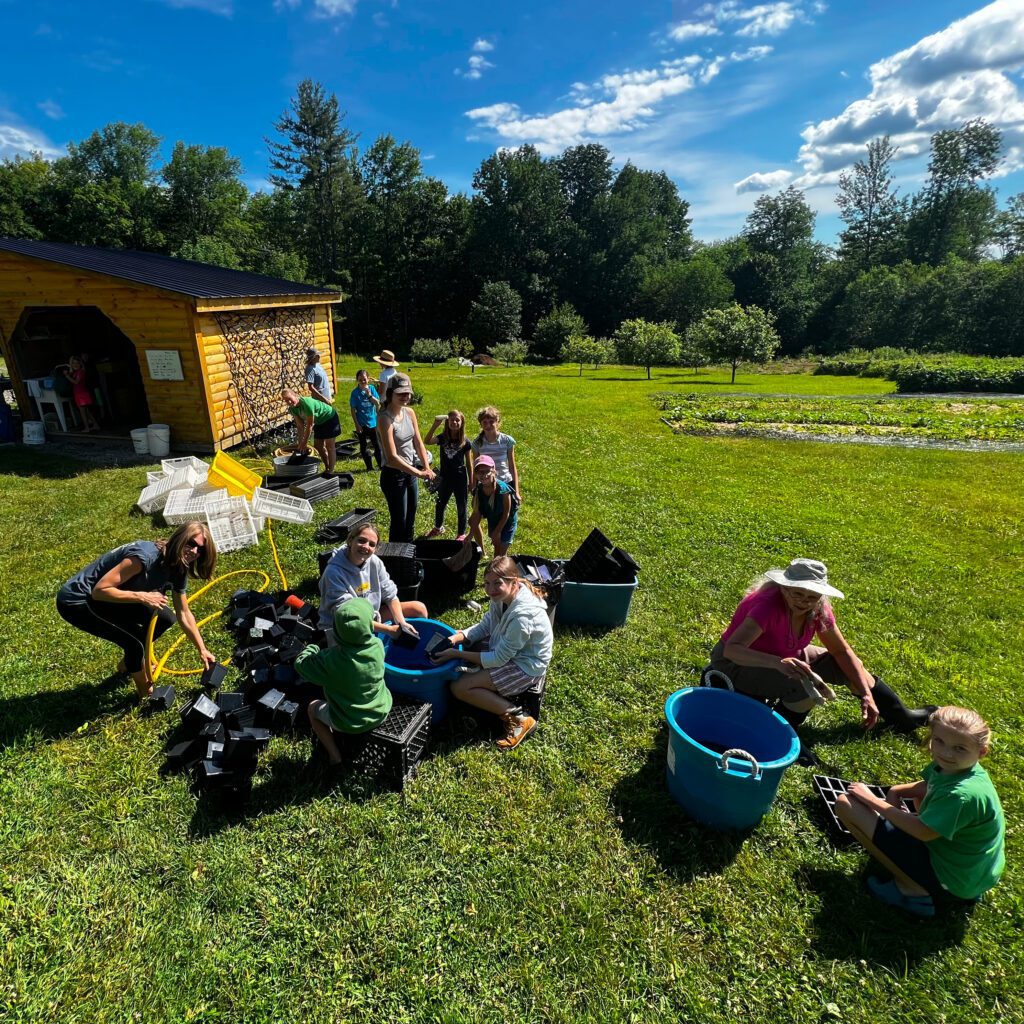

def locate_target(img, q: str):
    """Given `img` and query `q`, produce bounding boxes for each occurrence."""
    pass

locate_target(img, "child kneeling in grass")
[836,705,1005,916]
[432,556,553,750]
[296,598,391,766]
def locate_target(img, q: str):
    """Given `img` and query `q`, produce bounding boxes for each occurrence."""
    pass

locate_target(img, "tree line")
[1,79,1022,358]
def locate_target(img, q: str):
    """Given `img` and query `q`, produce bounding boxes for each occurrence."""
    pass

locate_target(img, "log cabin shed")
[0,238,344,451]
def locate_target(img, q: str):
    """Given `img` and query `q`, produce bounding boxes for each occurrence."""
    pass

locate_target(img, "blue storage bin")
[381,617,462,724]
[556,578,638,627]
[664,687,799,831]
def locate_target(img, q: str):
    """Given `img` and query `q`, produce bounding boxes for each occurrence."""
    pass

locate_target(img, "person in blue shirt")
[349,369,382,471]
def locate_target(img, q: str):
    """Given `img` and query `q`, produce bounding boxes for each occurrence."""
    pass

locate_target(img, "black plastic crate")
[564,529,639,585]
[337,696,431,790]
[415,539,482,595]
[290,475,341,501]
[314,507,377,545]
[812,775,916,840]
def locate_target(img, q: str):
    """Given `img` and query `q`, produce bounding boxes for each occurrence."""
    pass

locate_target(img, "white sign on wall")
[146,349,184,381]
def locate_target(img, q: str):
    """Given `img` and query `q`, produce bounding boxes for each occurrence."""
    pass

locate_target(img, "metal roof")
[0,237,341,301]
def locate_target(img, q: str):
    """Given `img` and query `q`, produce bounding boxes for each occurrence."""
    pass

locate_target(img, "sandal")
[866,876,935,917]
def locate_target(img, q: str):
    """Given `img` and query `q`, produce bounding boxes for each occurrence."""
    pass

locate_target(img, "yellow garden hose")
[266,521,288,591]
[147,568,272,680]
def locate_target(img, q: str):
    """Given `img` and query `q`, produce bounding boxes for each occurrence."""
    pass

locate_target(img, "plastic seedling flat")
[180,692,220,732]
[250,486,315,525]
[216,691,246,714]
[161,486,228,526]
[812,775,916,840]
[136,467,201,514]
[161,455,209,477]
[206,495,259,554]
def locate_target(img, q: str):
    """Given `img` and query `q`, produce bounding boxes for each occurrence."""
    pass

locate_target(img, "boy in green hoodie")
[296,598,392,765]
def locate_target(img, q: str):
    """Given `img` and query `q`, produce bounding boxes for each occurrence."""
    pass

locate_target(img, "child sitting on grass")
[296,598,391,767]
[836,705,1005,916]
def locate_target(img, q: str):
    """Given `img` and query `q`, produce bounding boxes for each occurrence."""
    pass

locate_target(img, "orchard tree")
[489,340,529,367]
[560,333,614,376]
[410,337,451,365]
[687,303,780,382]
[613,318,680,379]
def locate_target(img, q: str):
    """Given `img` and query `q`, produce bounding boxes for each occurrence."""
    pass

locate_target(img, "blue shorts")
[872,818,944,897]
[487,512,518,545]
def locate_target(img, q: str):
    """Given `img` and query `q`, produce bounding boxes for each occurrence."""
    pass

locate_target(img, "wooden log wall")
[195,303,336,450]
[0,251,213,446]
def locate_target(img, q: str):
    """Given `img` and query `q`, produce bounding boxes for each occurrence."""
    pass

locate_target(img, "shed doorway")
[12,306,150,433]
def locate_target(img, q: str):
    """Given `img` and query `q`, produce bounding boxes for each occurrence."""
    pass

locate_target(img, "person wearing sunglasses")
[707,558,935,763]
[56,521,218,698]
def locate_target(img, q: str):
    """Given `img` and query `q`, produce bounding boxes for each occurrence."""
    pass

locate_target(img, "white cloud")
[734,168,792,192]
[465,47,771,153]
[37,99,64,121]
[457,40,496,80]
[668,21,721,41]
[313,0,358,16]
[0,122,62,161]
[793,0,1024,185]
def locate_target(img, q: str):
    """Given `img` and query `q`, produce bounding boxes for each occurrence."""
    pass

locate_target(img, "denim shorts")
[488,512,518,545]
[872,818,944,897]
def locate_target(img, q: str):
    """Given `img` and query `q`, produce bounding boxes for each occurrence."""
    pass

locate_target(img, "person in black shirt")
[424,409,472,540]
[56,521,218,698]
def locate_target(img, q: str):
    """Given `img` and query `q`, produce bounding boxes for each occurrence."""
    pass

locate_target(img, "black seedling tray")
[813,775,916,840]
[314,507,376,545]
[564,529,639,584]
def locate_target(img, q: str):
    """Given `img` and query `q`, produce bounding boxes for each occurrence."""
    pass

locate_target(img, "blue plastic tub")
[381,617,462,724]
[664,687,799,831]
[556,578,638,627]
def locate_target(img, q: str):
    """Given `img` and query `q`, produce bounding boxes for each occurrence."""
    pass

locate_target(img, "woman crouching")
[432,556,553,750]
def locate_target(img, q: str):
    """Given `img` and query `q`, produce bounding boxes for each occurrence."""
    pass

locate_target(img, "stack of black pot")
[154,589,329,796]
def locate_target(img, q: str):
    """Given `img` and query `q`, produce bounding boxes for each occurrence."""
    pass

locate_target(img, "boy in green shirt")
[283,386,341,472]
[297,599,392,766]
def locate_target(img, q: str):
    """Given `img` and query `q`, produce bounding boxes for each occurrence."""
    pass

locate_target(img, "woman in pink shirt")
[708,559,935,757]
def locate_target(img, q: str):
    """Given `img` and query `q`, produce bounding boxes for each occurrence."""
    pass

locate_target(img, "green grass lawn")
[1,361,1021,1023]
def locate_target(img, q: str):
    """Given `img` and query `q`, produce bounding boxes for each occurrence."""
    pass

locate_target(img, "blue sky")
[2,0,1023,242]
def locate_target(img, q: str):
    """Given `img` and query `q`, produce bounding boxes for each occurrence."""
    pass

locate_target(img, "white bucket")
[131,428,150,455]
[147,423,171,457]
[23,420,45,445]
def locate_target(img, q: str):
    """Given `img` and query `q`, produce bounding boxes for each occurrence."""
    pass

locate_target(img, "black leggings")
[56,597,176,673]
[434,472,468,533]
[380,466,419,542]
[357,425,382,471]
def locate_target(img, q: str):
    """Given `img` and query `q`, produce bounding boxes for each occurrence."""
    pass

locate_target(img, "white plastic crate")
[161,455,209,476]
[146,471,165,485]
[206,495,258,553]
[161,486,228,526]
[136,467,201,514]
[250,486,314,525]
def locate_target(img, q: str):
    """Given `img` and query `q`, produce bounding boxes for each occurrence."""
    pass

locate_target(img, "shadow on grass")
[186,743,409,838]
[0,673,135,750]
[0,447,96,479]
[611,723,746,882]
[800,866,974,965]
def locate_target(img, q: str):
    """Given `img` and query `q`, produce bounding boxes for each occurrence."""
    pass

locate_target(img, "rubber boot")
[778,706,820,767]
[871,678,937,734]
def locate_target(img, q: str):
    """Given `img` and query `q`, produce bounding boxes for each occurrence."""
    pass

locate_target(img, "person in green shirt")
[297,598,392,767]
[837,705,1005,916]
[283,386,341,472]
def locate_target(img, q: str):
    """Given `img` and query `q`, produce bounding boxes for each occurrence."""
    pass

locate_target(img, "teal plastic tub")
[556,578,638,627]
[381,618,462,724]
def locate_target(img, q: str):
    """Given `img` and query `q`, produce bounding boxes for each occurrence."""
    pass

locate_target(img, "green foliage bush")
[410,337,451,365]
[533,303,587,360]
[817,350,1024,393]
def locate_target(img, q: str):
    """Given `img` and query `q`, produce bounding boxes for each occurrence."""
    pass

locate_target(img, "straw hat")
[764,558,845,599]
[373,349,399,368]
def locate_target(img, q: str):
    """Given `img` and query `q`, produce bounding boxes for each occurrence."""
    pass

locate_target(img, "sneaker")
[426,526,445,538]
[455,533,467,542]
[866,876,935,917]
[496,714,537,751]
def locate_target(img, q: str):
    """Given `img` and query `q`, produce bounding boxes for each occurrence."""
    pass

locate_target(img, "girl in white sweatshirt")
[433,556,553,750]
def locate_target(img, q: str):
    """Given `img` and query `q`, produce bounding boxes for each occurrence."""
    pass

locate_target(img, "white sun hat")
[765,558,845,599]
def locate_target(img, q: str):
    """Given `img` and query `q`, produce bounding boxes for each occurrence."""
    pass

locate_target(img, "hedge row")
[816,351,1024,393]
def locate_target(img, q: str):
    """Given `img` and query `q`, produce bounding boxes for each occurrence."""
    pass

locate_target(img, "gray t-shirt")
[305,363,333,402]
[58,541,187,605]
[381,409,416,464]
